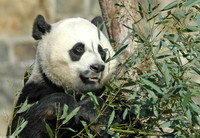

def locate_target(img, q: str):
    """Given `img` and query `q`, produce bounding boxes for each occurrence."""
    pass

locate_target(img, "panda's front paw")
[78,98,97,123]
[77,97,119,137]
[78,96,119,124]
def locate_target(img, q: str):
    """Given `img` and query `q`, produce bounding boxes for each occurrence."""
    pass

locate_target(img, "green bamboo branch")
[110,128,173,136]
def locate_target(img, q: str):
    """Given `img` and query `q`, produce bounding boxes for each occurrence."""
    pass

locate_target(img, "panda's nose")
[90,64,105,73]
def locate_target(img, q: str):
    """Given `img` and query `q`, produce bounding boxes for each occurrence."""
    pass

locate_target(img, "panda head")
[30,15,117,93]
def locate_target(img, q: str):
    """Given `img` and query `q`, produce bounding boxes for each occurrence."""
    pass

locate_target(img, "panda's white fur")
[28,17,117,92]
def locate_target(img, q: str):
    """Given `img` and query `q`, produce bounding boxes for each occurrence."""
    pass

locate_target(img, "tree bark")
[99,0,144,58]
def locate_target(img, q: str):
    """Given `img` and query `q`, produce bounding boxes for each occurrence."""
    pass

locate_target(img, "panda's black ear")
[32,15,51,40]
[91,16,104,31]
[91,16,109,38]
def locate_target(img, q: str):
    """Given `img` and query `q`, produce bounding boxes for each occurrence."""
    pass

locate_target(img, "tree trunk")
[99,0,144,58]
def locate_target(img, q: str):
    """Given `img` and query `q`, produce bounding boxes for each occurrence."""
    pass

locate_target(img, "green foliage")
[45,104,81,137]
[80,120,93,138]
[16,99,34,114]
[62,106,80,125]
[45,123,54,138]
[88,92,99,108]
[9,99,34,137]
[7,73,32,136]
[110,0,200,137]
[11,119,28,137]
[108,109,115,128]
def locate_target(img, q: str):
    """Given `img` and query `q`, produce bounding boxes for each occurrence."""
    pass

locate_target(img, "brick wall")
[0,0,101,135]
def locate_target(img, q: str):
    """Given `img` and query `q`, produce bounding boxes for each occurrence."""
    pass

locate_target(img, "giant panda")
[7,15,129,138]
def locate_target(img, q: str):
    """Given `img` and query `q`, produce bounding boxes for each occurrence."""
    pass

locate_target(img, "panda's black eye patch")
[69,43,85,61]
[98,45,106,62]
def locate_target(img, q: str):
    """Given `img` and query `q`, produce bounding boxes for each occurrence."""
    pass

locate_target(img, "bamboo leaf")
[144,88,157,100]
[110,44,128,61]
[153,105,158,117]
[60,104,69,119]
[183,26,199,32]
[138,2,144,18]
[157,14,164,21]
[147,0,153,14]
[116,32,132,50]
[154,42,161,56]
[161,1,178,11]
[186,108,192,123]
[160,121,172,128]
[183,91,191,108]
[164,33,179,42]
[62,106,80,124]
[191,66,200,75]
[88,92,99,107]
[17,99,34,114]
[183,0,200,7]
[108,109,115,127]
[190,103,200,114]
[80,120,93,138]
[123,81,136,87]
[152,3,160,11]
[123,108,128,120]
[162,62,170,86]
[141,78,163,95]
[24,70,31,85]
[81,120,89,133]
[147,14,159,22]
[115,3,125,7]
[17,99,28,114]
[196,13,200,29]
[45,123,54,138]
[11,120,28,137]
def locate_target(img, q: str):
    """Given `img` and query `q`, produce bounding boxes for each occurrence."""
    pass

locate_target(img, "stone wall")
[0,0,101,136]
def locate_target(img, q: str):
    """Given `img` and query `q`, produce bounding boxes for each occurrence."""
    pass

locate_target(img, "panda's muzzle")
[80,64,105,84]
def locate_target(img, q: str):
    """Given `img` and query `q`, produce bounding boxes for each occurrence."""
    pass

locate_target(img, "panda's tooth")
[89,78,99,82]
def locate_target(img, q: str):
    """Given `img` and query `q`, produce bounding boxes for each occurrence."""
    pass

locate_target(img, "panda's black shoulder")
[16,81,65,106]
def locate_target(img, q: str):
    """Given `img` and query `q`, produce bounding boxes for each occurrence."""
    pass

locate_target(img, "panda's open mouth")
[80,75,100,84]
